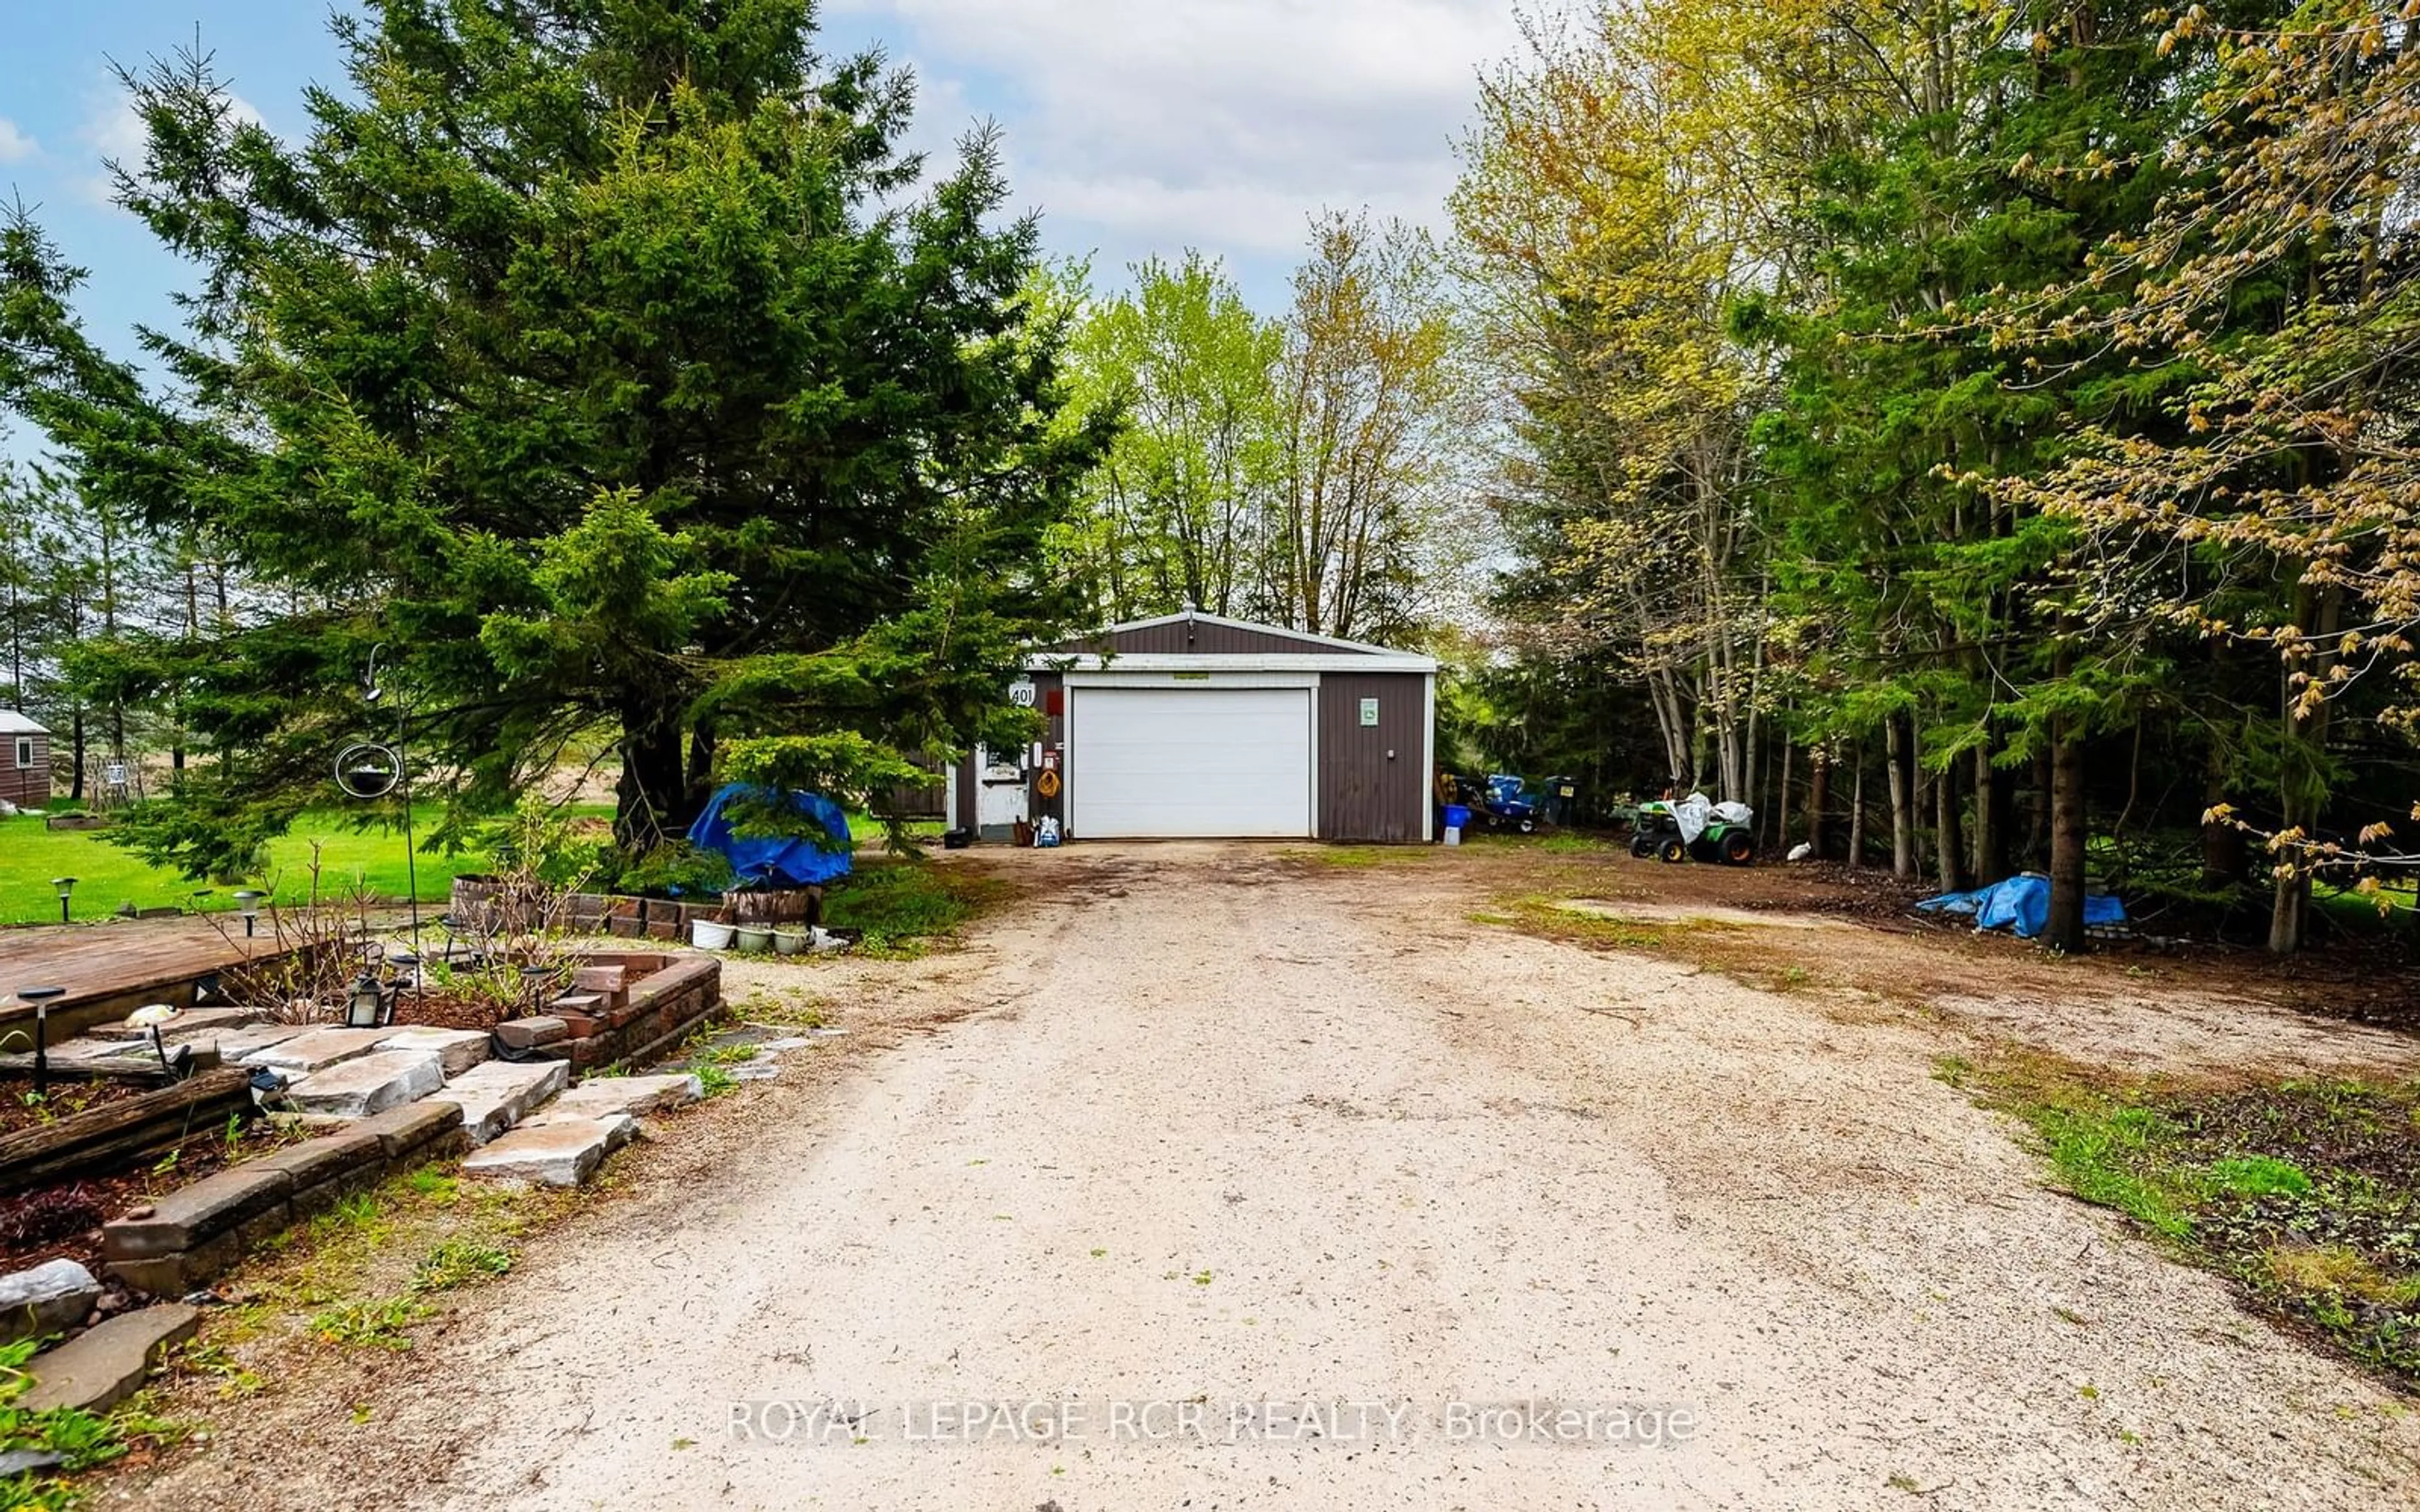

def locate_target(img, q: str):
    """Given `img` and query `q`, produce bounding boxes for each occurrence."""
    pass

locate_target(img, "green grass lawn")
[0,808,492,925]
[0,806,948,925]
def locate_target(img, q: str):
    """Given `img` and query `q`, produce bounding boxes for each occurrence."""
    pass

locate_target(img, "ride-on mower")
[1629,796,1756,865]
[1480,774,1542,833]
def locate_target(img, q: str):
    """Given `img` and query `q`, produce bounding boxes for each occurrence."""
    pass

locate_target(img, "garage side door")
[1071,687,1313,839]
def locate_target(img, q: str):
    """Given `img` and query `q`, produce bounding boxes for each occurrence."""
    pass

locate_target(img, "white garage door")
[1071,687,1313,839]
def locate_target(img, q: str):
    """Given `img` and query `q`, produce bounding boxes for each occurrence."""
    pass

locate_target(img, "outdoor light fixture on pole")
[233,890,264,938]
[519,964,556,1019]
[49,878,74,925]
[17,987,63,1098]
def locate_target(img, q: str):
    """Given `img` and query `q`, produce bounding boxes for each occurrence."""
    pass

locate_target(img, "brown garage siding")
[1318,673,1429,844]
[1046,619,1379,657]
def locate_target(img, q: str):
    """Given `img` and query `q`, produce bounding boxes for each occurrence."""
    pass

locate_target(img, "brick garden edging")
[100,1102,466,1295]
[531,950,723,1074]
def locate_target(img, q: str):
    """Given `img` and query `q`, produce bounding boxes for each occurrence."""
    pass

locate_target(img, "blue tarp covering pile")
[1915,874,2126,940]
[685,784,853,889]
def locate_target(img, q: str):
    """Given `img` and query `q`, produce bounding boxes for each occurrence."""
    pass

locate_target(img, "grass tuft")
[307,1296,431,1352]
[412,1239,514,1293]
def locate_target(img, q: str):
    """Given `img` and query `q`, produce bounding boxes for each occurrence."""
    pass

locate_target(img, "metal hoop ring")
[335,742,403,799]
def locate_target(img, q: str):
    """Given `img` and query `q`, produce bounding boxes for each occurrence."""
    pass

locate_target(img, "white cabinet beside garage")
[1069,686,1314,839]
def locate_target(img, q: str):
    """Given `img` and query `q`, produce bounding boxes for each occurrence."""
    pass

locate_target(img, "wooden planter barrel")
[449,875,548,927]
[723,888,824,928]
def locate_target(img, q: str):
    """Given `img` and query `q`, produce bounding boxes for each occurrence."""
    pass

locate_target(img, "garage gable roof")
[1036,610,1430,665]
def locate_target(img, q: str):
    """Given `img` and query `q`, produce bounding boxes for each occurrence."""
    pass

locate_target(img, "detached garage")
[950,612,1437,844]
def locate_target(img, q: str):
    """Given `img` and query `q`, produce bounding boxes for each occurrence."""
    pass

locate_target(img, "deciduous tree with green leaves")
[1050,253,1284,624]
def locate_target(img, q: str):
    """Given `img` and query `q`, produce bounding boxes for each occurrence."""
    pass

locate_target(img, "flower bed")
[374,946,723,1072]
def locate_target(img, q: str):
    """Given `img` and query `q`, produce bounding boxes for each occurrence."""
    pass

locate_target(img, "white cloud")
[76,84,273,206]
[831,0,1522,292]
[0,119,36,164]
[85,96,149,167]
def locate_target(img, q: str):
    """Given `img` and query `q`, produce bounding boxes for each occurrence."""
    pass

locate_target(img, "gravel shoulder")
[116,844,2420,1509]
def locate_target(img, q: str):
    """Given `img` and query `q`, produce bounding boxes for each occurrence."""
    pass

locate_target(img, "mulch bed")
[384,990,525,1034]
[0,1080,155,1142]
[0,1118,301,1280]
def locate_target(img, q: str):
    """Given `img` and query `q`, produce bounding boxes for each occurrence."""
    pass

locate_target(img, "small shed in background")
[950,611,1437,845]
[0,711,50,811]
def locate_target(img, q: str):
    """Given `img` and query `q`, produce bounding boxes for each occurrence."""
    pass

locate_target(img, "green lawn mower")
[1628,798,1757,866]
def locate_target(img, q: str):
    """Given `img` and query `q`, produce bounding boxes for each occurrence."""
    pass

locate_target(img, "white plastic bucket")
[690,919,735,949]
[1443,827,1462,847]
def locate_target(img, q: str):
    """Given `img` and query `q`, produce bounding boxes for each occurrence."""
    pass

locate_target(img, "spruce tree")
[0,0,1110,869]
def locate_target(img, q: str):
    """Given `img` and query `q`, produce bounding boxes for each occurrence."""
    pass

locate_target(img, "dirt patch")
[1405,839,2420,1080]
[381,993,522,1033]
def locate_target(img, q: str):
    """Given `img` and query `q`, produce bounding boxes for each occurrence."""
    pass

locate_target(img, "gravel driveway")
[131,845,2420,1509]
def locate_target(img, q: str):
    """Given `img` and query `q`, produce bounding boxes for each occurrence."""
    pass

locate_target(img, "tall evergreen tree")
[0,0,1110,869]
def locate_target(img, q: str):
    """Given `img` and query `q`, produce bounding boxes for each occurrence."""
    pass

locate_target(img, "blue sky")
[0,0,1521,400]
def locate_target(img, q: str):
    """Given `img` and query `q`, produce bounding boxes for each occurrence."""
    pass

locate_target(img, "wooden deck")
[0,917,297,1039]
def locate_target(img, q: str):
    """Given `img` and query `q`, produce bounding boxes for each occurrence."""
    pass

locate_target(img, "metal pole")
[400,700,421,959]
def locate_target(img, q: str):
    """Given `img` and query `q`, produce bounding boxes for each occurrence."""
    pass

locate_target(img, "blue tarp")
[685,785,853,889]
[1915,874,2126,940]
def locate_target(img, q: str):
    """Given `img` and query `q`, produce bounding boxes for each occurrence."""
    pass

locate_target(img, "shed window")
[12,738,28,770]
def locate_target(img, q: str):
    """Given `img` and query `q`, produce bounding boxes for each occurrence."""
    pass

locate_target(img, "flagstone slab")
[93,1007,269,1043]
[526,1073,700,1125]
[285,1050,445,1119]
[461,1115,633,1187]
[239,1028,391,1074]
[429,1059,567,1145]
[374,1026,490,1078]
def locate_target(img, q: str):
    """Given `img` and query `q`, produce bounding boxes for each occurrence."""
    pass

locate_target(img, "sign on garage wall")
[1360,697,1380,727]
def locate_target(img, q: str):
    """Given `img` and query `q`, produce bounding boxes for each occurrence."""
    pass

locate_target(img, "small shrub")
[821,863,1006,956]
[615,842,735,902]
